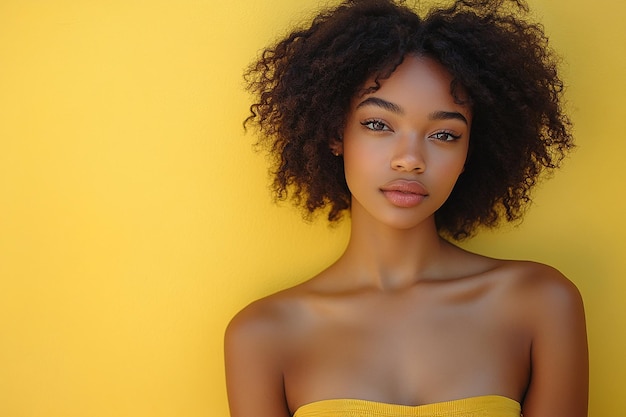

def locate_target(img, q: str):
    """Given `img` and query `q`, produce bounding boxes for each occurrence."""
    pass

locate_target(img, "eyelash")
[361,119,390,131]
[360,119,461,142]
[430,131,462,142]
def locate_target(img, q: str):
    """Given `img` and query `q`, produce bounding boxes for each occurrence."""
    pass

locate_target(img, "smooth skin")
[225,56,588,417]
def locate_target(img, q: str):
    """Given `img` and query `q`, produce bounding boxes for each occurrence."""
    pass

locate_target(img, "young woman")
[225,1,588,416]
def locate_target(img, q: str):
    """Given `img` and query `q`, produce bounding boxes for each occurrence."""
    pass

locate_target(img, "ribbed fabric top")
[293,395,521,417]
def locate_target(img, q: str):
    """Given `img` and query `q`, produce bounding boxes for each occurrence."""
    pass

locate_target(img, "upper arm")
[224,303,291,417]
[521,268,588,417]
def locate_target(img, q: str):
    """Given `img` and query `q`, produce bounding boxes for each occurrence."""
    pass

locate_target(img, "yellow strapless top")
[293,395,521,417]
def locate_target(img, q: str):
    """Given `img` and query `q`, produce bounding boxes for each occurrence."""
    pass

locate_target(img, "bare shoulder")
[486,259,588,415]
[491,260,588,416]
[452,245,584,316]
[492,260,584,314]
[224,284,314,417]
[225,285,310,349]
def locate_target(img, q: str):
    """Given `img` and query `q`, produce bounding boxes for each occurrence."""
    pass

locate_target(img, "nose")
[390,134,425,173]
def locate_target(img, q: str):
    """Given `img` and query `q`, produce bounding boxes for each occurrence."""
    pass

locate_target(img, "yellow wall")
[0,1,623,416]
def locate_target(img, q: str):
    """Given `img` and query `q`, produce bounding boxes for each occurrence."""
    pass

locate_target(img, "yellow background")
[0,0,623,416]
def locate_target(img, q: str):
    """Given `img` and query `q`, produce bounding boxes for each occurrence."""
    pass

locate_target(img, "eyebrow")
[356,97,403,114]
[356,97,468,125]
[429,110,468,125]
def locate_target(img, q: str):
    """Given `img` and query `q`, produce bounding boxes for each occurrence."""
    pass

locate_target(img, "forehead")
[354,55,471,117]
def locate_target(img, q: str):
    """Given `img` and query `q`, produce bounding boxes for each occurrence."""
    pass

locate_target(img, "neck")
[338,204,449,291]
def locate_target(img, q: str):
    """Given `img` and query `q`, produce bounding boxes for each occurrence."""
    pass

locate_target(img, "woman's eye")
[431,131,461,142]
[361,119,390,131]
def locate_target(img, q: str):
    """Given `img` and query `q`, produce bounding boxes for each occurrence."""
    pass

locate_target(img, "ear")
[329,138,343,157]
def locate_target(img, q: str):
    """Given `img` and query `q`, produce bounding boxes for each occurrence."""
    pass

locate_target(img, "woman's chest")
[282,295,531,410]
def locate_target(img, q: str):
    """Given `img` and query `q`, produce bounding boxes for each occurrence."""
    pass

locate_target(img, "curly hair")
[244,0,573,240]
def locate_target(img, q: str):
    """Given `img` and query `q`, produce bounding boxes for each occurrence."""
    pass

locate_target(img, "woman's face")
[337,55,471,230]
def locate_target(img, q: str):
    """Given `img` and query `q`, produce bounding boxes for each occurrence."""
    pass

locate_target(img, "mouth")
[380,179,428,195]
[380,180,428,208]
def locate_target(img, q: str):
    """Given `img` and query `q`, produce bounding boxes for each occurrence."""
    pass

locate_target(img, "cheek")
[342,141,382,192]
[342,151,367,189]
[450,142,469,174]
[436,145,467,169]
[343,139,375,172]
[435,150,468,187]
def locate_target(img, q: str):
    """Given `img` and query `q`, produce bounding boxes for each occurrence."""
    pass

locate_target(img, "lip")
[380,179,428,208]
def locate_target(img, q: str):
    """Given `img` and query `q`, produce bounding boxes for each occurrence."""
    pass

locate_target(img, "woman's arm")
[521,266,589,417]
[224,303,291,417]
